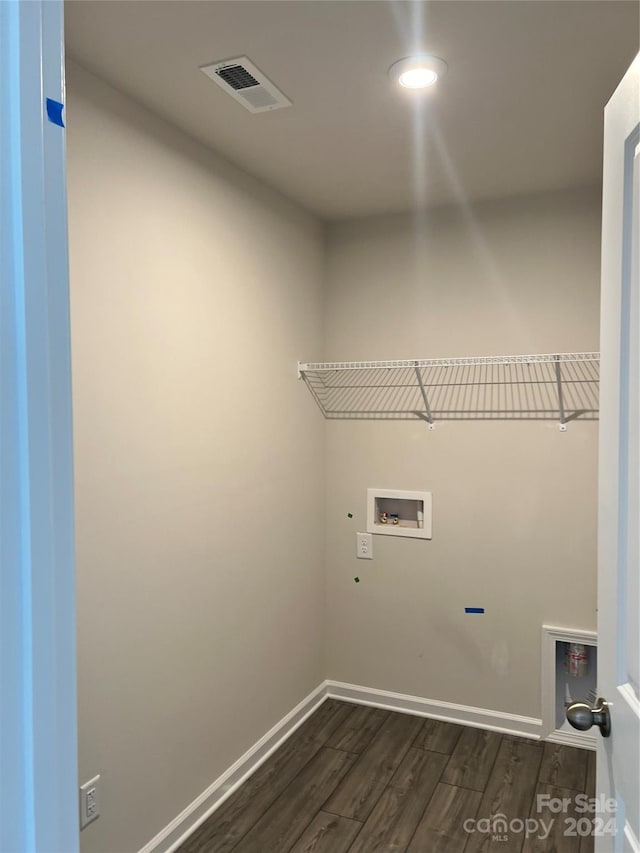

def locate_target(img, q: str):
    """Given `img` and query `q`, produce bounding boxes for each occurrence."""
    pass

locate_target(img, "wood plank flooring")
[178,700,597,853]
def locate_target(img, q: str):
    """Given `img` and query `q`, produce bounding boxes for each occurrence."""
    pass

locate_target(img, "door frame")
[0,2,78,851]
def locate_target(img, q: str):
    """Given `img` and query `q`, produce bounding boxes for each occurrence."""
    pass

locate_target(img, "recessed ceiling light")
[389,55,448,90]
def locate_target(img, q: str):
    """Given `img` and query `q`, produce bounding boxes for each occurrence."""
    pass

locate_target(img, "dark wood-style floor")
[178,699,596,853]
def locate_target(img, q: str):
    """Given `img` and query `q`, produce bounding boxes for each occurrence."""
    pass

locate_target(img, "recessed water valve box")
[367,489,432,539]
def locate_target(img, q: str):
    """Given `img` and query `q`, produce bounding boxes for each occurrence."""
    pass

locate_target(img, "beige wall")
[323,188,600,718]
[67,63,326,853]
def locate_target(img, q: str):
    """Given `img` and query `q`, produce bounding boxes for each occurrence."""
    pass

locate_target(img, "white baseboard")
[326,680,543,740]
[140,679,543,853]
[544,728,597,751]
[138,682,329,853]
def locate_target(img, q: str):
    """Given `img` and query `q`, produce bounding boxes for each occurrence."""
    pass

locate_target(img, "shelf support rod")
[554,356,567,431]
[414,363,435,430]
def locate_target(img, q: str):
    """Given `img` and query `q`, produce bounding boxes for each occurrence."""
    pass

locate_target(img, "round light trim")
[389,55,448,90]
[399,67,438,89]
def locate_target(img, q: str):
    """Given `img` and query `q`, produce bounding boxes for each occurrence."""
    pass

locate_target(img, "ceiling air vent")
[200,56,292,114]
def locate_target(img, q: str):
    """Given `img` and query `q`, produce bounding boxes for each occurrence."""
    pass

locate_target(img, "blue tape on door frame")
[46,98,65,127]
[465,607,485,614]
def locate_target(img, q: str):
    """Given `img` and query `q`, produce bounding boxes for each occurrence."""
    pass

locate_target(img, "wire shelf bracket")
[298,352,600,431]
[413,361,435,430]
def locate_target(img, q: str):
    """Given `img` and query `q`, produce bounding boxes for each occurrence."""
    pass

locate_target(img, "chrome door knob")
[566,697,611,737]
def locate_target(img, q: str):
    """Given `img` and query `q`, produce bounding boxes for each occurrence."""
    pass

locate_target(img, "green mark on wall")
[347,513,353,518]
[354,577,360,583]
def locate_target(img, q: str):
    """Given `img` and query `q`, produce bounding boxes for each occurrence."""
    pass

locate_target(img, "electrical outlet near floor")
[79,775,100,829]
[356,532,373,559]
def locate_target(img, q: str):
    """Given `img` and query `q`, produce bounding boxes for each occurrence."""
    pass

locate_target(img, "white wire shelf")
[298,352,600,430]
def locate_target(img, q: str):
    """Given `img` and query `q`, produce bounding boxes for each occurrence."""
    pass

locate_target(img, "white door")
[597,53,640,853]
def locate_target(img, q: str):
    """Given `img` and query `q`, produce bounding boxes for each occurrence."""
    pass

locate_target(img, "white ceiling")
[65,0,639,220]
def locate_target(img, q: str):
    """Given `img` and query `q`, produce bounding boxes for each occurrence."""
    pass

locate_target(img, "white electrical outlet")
[79,775,100,829]
[356,532,373,559]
